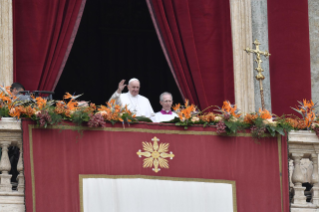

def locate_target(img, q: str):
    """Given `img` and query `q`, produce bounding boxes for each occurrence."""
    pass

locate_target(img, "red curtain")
[13,0,86,91]
[146,0,234,109]
[267,0,311,115]
[23,121,289,212]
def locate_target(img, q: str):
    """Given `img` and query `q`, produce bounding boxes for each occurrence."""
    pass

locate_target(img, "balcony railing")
[0,118,24,212]
[289,130,319,211]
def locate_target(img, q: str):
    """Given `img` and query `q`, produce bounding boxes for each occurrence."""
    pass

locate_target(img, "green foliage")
[223,118,249,135]
[135,116,153,123]
[0,107,9,118]
[175,120,193,130]
[48,110,63,126]
[71,110,90,126]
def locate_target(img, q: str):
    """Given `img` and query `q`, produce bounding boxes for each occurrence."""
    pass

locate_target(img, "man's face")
[128,81,140,97]
[160,94,173,111]
[12,88,24,96]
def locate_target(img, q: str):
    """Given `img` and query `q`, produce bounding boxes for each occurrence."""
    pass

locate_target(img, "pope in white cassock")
[109,78,154,118]
[151,92,178,122]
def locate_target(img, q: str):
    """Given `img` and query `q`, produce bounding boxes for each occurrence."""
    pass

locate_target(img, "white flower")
[312,123,319,129]
[97,111,107,115]
[263,118,277,127]
[214,116,222,121]
[35,110,41,115]
[191,116,200,122]
[229,117,238,122]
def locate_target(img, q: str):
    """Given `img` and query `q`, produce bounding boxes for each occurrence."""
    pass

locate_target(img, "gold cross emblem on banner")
[137,137,175,173]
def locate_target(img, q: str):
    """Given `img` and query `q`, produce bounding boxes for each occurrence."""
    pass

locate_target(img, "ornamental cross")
[244,39,271,110]
[137,136,175,173]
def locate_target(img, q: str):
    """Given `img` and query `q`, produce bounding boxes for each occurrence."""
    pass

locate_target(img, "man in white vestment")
[152,92,178,122]
[109,78,154,118]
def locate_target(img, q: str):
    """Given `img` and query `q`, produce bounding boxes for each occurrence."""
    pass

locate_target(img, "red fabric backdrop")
[13,0,86,91]
[22,121,289,212]
[267,0,311,115]
[147,0,235,110]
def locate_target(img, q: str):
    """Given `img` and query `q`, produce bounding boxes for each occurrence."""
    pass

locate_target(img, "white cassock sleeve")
[143,99,154,118]
[109,90,122,106]
[109,92,154,118]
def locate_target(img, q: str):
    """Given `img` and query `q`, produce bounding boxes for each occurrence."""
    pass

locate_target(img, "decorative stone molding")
[0,0,13,86]
[230,0,255,114]
[0,118,24,211]
[289,130,319,211]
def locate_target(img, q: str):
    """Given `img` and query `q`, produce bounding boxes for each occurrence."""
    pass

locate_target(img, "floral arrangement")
[291,99,318,129]
[0,86,136,128]
[171,100,295,138]
[1,84,318,139]
[172,100,199,129]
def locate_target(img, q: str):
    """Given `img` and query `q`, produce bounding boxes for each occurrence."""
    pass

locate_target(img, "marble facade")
[251,0,272,112]
[309,0,319,107]
[230,0,255,114]
[0,0,13,87]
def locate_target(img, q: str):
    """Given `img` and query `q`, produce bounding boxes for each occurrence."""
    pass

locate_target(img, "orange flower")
[172,103,181,111]
[222,101,241,118]
[66,100,78,110]
[0,92,11,103]
[90,103,96,110]
[244,113,258,124]
[185,99,189,107]
[23,106,36,117]
[36,97,47,110]
[258,109,272,120]
[305,112,315,128]
[9,106,24,119]
[200,112,215,122]
[286,118,307,130]
[63,92,72,100]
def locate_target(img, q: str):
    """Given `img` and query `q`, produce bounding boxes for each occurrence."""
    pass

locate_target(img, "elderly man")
[109,78,154,118]
[152,92,178,122]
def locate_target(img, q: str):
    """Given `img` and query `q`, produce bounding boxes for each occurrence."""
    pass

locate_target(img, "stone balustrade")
[289,130,319,211]
[0,118,25,212]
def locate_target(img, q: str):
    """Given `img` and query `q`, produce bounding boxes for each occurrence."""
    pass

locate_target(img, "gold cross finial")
[244,39,271,110]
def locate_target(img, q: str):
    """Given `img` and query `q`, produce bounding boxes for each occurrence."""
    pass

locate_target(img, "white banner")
[81,176,235,212]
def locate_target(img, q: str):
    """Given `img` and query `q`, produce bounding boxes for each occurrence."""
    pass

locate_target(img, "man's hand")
[117,79,126,93]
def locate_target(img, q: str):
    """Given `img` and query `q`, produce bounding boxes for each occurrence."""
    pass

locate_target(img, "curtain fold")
[146,0,235,109]
[13,0,86,91]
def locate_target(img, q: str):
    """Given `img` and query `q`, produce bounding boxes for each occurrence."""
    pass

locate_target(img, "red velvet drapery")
[267,0,311,115]
[147,0,234,110]
[13,0,86,91]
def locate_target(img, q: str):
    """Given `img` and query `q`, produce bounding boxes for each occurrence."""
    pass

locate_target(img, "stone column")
[0,141,12,192]
[0,0,13,86]
[308,0,319,106]
[230,0,255,114]
[310,154,319,205]
[291,153,307,205]
[251,0,272,112]
[17,142,24,192]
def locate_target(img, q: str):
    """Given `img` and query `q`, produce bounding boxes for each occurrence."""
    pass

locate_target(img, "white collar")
[127,92,139,98]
